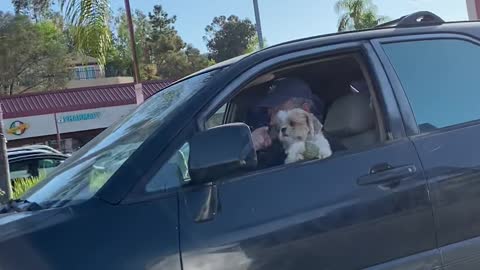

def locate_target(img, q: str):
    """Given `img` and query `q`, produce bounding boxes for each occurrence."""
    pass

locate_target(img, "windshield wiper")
[0,199,43,213]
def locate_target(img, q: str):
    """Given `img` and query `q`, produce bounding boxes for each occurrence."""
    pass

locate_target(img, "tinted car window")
[10,160,36,180]
[38,159,63,177]
[206,104,226,129]
[383,39,480,131]
[23,69,219,208]
[10,158,64,181]
[145,142,190,193]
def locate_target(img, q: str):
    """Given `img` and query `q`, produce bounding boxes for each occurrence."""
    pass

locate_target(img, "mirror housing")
[188,123,257,184]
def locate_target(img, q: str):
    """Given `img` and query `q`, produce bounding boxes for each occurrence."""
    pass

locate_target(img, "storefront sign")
[56,105,135,134]
[57,112,102,123]
[5,105,136,141]
[5,114,56,141]
[7,120,30,136]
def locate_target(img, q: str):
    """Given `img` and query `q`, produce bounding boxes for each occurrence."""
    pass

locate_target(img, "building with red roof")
[0,80,172,152]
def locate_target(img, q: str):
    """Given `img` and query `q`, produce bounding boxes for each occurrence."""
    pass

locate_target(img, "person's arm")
[251,126,272,151]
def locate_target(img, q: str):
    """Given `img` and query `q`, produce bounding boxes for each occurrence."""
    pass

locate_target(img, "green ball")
[303,141,320,160]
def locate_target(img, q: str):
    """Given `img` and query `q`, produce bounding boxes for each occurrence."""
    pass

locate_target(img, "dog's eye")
[289,120,296,126]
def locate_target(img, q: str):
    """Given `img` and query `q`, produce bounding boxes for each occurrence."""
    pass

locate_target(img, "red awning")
[0,80,172,119]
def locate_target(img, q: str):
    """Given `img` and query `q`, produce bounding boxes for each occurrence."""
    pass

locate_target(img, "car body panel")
[179,139,436,270]
[372,31,480,269]
[0,197,181,270]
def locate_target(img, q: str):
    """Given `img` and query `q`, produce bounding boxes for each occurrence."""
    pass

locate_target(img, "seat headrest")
[324,93,374,137]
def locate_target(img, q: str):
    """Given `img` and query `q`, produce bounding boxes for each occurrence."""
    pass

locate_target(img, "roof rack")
[376,11,444,28]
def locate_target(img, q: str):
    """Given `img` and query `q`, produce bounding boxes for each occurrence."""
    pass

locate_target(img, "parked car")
[8,145,62,155]
[1,11,480,270]
[7,147,69,186]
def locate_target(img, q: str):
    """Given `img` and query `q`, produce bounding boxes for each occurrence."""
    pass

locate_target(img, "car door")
[178,43,438,270]
[373,33,480,270]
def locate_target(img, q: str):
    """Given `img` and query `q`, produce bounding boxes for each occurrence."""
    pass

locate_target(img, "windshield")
[22,70,219,208]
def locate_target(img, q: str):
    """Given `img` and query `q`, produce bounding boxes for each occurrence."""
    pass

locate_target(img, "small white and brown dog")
[271,108,332,164]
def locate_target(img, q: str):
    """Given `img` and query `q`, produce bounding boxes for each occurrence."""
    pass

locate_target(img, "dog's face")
[272,108,319,147]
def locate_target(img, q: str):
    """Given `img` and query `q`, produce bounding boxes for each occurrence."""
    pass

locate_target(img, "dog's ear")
[306,112,322,137]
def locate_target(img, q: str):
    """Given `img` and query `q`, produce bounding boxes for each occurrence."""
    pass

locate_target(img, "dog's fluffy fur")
[271,108,332,164]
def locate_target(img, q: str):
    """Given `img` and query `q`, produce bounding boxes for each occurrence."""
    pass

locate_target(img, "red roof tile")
[0,80,173,119]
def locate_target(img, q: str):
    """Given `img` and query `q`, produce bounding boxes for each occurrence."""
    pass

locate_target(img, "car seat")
[323,93,378,150]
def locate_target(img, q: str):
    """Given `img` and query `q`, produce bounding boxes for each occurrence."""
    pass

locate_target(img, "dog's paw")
[285,153,304,164]
[318,149,332,159]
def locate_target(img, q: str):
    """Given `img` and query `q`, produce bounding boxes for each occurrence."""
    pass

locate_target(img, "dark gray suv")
[0,11,479,270]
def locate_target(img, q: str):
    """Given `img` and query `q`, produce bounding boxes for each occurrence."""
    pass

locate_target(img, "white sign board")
[5,104,136,141]
[4,114,56,141]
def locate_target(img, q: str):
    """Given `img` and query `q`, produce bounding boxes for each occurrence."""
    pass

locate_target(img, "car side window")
[382,39,480,131]
[38,159,63,178]
[205,104,227,129]
[10,160,36,180]
[145,142,190,193]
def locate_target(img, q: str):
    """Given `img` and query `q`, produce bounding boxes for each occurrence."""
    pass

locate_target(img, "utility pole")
[253,0,264,49]
[0,104,11,203]
[124,0,140,83]
[124,0,144,104]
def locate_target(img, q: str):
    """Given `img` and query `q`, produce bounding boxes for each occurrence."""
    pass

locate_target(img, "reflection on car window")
[383,39,480,131]
[38,159,63,178]
[23,70,219,207]
[206,104,227,129]
[146,142,190,193]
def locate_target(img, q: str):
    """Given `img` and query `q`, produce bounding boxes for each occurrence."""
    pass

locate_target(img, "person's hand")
[251,126,272,151]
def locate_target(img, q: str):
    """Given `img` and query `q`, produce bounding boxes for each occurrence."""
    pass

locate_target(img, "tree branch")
[16,77,49,95]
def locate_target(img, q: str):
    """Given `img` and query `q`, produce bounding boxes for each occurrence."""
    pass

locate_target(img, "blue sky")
[0,0,468,52]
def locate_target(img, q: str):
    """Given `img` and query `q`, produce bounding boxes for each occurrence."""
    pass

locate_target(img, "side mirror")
[188,123,257,184]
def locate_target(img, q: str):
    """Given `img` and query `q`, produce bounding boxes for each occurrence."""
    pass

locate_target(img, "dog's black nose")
[281,127,287,134]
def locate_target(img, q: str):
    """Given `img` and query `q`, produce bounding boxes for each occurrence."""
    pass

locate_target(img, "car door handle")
[357,164,417,186]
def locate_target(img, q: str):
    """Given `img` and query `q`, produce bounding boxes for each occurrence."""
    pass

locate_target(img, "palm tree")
[16,0,112,63]
[60,0,111,64]
[335,0,388,32]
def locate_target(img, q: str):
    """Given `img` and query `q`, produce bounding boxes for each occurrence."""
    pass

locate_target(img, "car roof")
[172,13,480,90]
[192,18,480,76]
[8,145,61,154]
[8,150,68,162]
[191,54,250,76]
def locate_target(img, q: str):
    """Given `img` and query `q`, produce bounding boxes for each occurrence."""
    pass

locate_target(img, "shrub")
[12,176,44,199]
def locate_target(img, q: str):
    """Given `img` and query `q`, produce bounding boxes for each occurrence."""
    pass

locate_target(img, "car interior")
[207,54,385,156]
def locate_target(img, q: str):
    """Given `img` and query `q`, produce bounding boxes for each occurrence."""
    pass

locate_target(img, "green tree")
[106,5,211,80]
[105,8,150,78]
[12,0,112,64]
[204,15,257,62]
[245,35,268,54]
[335,0,387,32]
[11,0,51,21]
[147,5,210,79]
[0,13,69,95]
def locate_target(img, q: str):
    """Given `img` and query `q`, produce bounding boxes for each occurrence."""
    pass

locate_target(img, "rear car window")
[382,39,480,131]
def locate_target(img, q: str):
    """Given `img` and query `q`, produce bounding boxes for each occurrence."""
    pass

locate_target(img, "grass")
[4,168,114,201]
[12,176,45,199]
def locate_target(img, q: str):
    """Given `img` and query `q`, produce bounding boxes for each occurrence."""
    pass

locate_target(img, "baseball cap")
[257,77,314,108]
